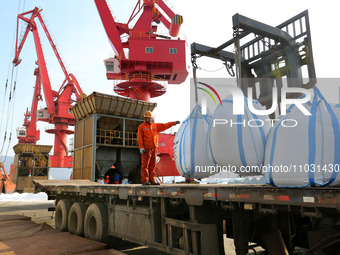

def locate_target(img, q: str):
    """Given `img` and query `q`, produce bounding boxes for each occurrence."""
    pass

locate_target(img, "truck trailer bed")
[34,180,340,210]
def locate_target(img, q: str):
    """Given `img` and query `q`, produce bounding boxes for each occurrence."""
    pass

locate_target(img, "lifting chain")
[233,27,242,88]
[191,54,198,70]
[222,58,235,77]
[191,54,199,103]
[192,53,235,77]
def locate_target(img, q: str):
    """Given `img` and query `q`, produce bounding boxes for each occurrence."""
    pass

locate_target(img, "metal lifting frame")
[191,10,316,108]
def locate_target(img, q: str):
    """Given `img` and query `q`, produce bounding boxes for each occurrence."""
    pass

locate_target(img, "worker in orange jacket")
[138,110,180,185]
[104,175,110,184]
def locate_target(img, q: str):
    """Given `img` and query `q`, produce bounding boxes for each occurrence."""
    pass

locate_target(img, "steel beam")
[191,42,235,63]
[232,13,302,83]
[232,14,297,48]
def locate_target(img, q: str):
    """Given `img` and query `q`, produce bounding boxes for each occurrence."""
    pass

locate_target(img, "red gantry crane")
[13,7,84,168]
[94,0,188,101]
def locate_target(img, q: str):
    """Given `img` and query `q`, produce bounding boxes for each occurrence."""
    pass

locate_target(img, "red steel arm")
[13,9,39,65]
[94,0,125,58]
[127,0,142,25]
[30,19,56,115]
[159,14,171,29]
[155,0,176,20]
[154,0,183,37]
[69,73,84,100]
[36,13,71,84]
[13,8,55,115]
[132,4,153,33]
[23,69,41,143]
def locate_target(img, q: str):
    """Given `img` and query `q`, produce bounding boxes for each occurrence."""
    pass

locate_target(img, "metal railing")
[22,144,47,169]
[240,11,311,66]
[113,73,168,82]
[96,129,138,147]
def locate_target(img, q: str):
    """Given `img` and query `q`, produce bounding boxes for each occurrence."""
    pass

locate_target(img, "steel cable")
[0,0,26,162]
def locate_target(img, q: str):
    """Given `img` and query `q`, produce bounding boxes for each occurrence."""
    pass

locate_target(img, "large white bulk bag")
[264,87,340,187]
[208,96,270,175]
[173,105,214,179]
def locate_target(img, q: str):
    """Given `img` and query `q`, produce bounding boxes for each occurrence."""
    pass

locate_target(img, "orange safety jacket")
[138,122,175,149]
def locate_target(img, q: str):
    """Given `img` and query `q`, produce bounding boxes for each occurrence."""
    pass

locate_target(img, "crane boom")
[94,0,125,58]
[17,68,42,144]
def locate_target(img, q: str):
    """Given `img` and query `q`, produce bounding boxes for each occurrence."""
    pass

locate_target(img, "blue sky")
[0,0,339,162]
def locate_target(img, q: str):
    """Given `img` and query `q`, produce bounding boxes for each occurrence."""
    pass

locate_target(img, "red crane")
[94,0,188,101]
[95,0,185,178]
[13,7,85,168]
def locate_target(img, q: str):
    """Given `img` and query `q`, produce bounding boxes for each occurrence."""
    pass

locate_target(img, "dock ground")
[0,199,265,255]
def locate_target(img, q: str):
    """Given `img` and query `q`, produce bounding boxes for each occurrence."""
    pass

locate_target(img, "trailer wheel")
[84,203,108,243]
[55,199,72,231]
[68,202,87,236]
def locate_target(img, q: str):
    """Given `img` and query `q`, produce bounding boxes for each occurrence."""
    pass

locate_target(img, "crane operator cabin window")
[145,47,154,53]
[169,48,177,54]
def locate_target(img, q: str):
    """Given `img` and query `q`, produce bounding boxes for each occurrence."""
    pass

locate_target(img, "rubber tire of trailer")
[68,202,87,236]
[55,199,72,231]
[84,203,108,243]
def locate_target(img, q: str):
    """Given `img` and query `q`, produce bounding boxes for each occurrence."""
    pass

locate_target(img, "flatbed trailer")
[35,180,340,255]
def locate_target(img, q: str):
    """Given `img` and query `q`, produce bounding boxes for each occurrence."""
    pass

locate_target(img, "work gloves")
[175,121,180,125]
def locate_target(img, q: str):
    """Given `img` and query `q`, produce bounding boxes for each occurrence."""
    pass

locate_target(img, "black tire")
[84,203,108,243]
[55,199,72,231]
[68,202,87,236]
